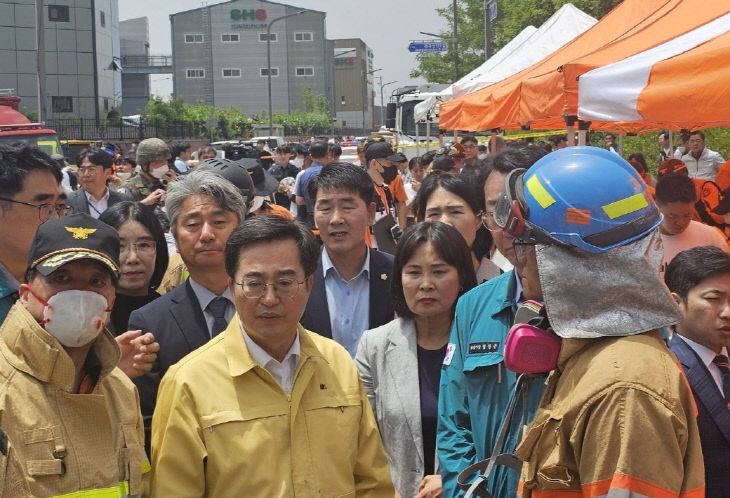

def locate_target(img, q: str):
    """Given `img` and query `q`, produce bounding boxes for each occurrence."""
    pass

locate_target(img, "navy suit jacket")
[670,334,730,497]
[128,280,211,452]
[67,187,131,216]
[300,247,394,340]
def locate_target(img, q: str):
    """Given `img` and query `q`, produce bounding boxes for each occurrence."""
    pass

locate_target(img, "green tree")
[411,0,622,83]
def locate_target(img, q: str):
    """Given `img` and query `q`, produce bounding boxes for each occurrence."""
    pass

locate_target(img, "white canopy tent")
[413,3,596,123]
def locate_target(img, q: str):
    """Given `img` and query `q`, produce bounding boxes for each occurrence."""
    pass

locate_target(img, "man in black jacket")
[666,245,730,498]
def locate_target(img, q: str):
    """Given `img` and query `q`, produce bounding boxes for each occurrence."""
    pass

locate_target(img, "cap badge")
[381,273,388,280]
[65,227,97,240]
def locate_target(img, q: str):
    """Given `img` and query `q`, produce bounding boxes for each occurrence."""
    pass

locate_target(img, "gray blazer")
[355,316,438,498]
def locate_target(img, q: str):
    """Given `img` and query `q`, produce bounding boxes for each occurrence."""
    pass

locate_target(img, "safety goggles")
[493,168,557,246]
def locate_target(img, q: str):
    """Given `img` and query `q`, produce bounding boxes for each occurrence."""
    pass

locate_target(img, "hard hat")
[136,138,170,165]
[196,157,255,209]
[494,146,661,253]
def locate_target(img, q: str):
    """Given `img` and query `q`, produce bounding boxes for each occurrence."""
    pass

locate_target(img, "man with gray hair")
[128,169,246,451]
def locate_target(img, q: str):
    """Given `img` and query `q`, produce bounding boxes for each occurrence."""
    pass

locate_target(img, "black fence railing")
[45,119,203,141]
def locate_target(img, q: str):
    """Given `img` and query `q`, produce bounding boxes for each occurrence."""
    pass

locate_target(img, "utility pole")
[452,0,460,80]
[36,0,46,121]
[378,76,396,127]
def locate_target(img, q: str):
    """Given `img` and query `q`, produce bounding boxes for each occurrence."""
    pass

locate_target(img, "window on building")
[186,68,205,78]
[341,96,346,105]
[222,68,241,78]
[52,96,73,113]
[185,33,204,43]
[294,32,313,42]
[103,98,109,111]
[48,5,70,22]
[258,33,277,42]
[295,67,314,77]
[100,11,105,27]
[260,68,279,77]
[221,33,240,43]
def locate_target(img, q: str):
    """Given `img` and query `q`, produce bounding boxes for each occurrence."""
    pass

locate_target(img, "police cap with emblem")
[26,213,120,278]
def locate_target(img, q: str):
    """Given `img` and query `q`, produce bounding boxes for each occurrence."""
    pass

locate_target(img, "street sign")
[408,41,448,53]
[488,1,498,21]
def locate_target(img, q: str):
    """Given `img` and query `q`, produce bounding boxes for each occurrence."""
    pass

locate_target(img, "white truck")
[384,84,449,158]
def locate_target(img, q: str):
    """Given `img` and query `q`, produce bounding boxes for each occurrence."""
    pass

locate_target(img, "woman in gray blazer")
[356,222,477,497]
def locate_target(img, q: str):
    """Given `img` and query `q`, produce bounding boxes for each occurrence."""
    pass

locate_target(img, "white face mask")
[292,157,304,168]
[116,172,131,181]
[150,164,169,180]
[478,153,488,160]
[35,289,110,347]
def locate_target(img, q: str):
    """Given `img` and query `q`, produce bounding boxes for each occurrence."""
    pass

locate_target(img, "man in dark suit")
[300,163,394,356]
[66,148,130,218]
[127,170,247,451]
[665,245,730,498]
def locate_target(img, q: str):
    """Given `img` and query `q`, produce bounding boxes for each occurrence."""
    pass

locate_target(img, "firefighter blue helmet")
[494,146,661,253]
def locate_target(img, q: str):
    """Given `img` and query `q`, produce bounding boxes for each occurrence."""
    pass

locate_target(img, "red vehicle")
[0,91,61,156]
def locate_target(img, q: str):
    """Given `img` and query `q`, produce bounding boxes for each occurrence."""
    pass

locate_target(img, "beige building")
[333,38,374,133]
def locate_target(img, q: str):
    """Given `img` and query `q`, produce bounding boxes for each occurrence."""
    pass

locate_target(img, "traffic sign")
[488,1,498,21]
[408,41,448,53]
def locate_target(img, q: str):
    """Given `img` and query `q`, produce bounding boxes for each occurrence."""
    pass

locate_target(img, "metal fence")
[45,119,203,141]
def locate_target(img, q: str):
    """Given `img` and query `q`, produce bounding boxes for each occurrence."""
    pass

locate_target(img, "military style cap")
[27,213,120,277]
[136,138,171,165]
[364,142,394,163]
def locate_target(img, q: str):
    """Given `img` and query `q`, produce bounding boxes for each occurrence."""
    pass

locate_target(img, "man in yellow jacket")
[151,215,393,497]
[0,213,148,497]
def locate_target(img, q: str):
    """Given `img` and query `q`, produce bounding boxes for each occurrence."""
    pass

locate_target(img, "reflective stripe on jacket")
[0,303,148,498]
[515,332,705,497]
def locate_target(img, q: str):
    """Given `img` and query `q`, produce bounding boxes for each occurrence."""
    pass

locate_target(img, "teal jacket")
[0,266,18,325]
[437,270,546,498]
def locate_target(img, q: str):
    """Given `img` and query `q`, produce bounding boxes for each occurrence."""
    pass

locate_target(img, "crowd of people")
[0,128,728,497]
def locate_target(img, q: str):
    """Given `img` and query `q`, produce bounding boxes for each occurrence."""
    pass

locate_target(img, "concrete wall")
[120,17,149,115]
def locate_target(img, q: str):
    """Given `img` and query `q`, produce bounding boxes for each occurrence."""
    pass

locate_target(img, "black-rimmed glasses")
[0,198,72,222]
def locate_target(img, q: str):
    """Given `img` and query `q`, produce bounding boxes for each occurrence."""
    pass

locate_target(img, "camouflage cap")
[136,138,170,165]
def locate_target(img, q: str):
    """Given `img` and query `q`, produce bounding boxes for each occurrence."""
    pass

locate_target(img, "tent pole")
[618,133,623,155]
[577,120,590,147]
[426,121,431,152]
[415,122,420,157]
[491,129,498,154]
[565,116,577,146]
[668,130,674,150]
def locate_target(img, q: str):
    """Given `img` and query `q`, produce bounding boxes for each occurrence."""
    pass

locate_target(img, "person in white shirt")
[681,130,725,181]
[655,173,728,276]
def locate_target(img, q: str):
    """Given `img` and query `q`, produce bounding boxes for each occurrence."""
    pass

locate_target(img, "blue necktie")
[207,297,229,337]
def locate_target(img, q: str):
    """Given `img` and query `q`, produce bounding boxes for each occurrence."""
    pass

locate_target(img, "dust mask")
[30,288,110,347]
[116,172,131,181]
[150,164,169,180]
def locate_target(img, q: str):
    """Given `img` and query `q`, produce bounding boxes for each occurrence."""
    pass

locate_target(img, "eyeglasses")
[480,211,497,230]
[513,240,536,263]
[234,278,305,299]
[0,198,72,222]
[120,240,157,255]
[77,166,102,175]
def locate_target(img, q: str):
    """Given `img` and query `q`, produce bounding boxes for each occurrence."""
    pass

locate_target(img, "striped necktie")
[712,354,730,407]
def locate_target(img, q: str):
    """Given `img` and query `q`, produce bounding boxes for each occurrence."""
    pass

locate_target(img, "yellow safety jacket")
[0,302,149,497]
[515,331,705,498]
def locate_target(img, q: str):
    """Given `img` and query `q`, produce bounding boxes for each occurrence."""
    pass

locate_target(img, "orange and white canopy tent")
[578,12,730,129]
[438,0,730,133]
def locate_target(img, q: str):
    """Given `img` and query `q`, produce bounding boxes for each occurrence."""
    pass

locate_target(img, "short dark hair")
[330,144,342,158]
[115,155,137,168]
[391,222,477,318]
[491,144,547,176]
[461,135,478,146]
[605,133,616,140]
[275,145,291,155]
[416,173,481,220]
[690,130,705,141]
[655,173,697,204]
[628,153,647,172]
[309,140,329,159]
[77,147,113,170]
[171,141,191,158]
[0,144,62,199]
[548,134,567,145]
[98,201,170,290]
[308,162,376,206]
[665,246,730,300]
[225,215,319,279]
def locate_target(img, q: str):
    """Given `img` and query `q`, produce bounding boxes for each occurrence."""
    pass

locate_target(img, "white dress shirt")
[240,319,300,393]
[680,334,729,396]
[84,188,110,218]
